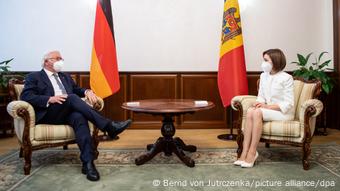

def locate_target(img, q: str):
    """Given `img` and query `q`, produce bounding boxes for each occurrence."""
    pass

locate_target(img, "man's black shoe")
[106,119,132,139]
[82,161,100,181]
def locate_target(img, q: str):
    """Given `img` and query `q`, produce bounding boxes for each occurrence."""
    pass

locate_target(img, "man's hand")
[85,90,98,105]
[48,95,68,104]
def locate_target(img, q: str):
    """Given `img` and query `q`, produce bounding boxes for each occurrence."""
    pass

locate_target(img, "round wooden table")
[121,99,215,167]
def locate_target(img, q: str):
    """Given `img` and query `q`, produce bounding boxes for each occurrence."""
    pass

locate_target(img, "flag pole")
[217,106,236,140]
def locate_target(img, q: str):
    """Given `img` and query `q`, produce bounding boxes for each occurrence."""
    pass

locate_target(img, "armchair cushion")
[14,84,24,100]
[262,120,301,137]
[34,124,75,141]
[34,122,95,141]
[294,82,319,120]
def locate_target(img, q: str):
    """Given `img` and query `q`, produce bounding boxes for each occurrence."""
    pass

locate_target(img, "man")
[20,50,131,181]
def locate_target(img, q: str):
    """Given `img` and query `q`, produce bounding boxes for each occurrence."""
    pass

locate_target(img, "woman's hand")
[253,102,266,108]
[253,102,281,111]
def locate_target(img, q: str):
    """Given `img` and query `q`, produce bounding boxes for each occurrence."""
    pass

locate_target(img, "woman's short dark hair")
[262,49,286,72]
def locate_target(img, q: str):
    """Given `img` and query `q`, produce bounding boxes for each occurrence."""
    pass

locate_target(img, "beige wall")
[0,0,334,72]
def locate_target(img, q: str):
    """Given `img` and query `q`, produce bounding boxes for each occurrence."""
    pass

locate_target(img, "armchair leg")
[19,147,23,158]
[302,142,311,170]
[92,127,100,160]
[236,133,244,158]
[93,142,99,160]
[23,146,32,175]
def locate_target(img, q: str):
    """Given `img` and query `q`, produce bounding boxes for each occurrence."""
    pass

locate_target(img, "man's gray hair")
[41,50,58,68]
[41,52,49,67]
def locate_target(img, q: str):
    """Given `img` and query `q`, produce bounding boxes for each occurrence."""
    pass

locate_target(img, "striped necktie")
[52,73,67,94]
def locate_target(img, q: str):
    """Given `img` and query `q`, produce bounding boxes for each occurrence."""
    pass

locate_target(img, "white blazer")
[256,71,294,116]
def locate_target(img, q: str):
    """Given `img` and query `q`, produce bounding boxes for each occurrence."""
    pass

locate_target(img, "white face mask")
[261,61,273,73]
[53,60,64,72]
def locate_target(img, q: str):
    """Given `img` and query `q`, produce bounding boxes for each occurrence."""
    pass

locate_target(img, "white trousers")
[259,108,294,121]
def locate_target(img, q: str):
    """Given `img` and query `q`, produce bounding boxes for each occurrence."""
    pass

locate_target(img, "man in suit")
[20,50,131,181]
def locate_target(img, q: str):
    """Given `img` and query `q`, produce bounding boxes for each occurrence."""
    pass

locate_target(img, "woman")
[234,49,294,168]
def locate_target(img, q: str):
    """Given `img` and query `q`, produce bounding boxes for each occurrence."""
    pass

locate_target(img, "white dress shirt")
[44,68,65,96]
[256,71,294,117]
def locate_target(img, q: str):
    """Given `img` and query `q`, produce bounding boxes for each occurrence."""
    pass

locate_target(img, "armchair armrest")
[299,99,323,139]
[299,99,323,119]
[7,100,36,144]
[231,95,257,111]
[7,100,36,125]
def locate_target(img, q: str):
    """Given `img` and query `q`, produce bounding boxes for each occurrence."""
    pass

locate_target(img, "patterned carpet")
[0,144,339,191]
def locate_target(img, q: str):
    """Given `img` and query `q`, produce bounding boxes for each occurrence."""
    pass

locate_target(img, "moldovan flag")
[218,0,248,107]
[90,0,120,98]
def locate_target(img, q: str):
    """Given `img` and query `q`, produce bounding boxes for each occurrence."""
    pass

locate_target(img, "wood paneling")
[70,74,77,83]
[246,73,261,95]
[180,74,226,129]
[4,70,339,130]
[103,75,128,121]
[130,74,178,100]
[79,74,90,89]
[129,74,178,128]
[58,72,340,130]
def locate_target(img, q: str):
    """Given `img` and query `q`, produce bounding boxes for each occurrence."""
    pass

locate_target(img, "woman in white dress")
[234,49,295,168]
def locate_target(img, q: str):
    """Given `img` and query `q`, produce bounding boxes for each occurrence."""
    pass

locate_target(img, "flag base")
[217,133,237,141]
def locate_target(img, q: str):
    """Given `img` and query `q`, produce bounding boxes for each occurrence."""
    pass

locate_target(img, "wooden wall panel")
[8,71,336,130]
[129,74,178,128]
[247,73,261,95]
[70,74,78,83]
[79,74,90,89]
[180,74,226,129]
[102,75,128,121]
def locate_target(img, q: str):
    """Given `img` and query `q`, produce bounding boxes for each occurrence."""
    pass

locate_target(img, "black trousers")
[37,94,111,163]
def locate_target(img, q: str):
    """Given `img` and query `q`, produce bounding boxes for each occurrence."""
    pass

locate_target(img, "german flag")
[218,0,248,107]
[90,0,120,98]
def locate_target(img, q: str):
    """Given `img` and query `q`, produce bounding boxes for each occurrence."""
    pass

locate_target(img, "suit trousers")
[38,94,111,163]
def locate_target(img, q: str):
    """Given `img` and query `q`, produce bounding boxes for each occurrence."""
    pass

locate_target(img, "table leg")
[135,137,163,165]
[174,137,197,152]
[171,141,195,167]
[135,114,197,167]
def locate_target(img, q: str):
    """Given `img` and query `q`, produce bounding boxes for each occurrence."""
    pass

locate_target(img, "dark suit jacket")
[20,69,87,122]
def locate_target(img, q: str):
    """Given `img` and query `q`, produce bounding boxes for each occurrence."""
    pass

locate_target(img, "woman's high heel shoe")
[233,160,245,166]
[241,151,259,168]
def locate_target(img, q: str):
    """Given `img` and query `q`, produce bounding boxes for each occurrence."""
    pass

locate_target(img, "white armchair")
[231,78,323,170]
[6,78,104,175]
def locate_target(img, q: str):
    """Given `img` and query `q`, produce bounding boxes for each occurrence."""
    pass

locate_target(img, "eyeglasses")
[46,57,64,61]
